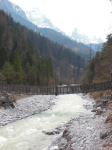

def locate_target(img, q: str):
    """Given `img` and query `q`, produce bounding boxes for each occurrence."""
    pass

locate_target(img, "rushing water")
[0,94,93,150]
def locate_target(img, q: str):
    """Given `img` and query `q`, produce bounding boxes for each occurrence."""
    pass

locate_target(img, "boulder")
[91,109,97,112]
[2,103,12,109]
[106,95,112,100]
[97,107,101,110]
[93,103,103,108]
[105,114,112,123]
[55,131,60,134]
[100,131,109,139]
[96,110,103,115]
[62,128,69,138]
[62,128,71,141]
[0,93,15,109]
[0,93,9,103]
[103,100,109,103]
[58,148,63,150]
[0,100,2,106]
[8,94,16,103]
[45,131,55,135]
[10,102,15,108]
[63,142,72,150]
[43,130,60,135]
[49,146,59,150]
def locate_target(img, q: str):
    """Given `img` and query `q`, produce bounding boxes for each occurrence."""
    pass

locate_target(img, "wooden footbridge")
[0,81,112,95]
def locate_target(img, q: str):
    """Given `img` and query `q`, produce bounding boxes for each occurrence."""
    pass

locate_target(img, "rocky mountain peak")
[25,7,66,35]
[0,0,27,20]
[70,28,104,44]
[25,8,55,28]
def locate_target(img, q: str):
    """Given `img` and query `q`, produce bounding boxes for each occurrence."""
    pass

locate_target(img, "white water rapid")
[0,94,94,150]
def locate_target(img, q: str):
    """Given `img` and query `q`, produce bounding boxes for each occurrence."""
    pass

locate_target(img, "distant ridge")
[0,0,90,58]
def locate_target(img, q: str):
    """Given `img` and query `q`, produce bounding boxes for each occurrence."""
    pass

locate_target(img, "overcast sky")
[9,0,112,40]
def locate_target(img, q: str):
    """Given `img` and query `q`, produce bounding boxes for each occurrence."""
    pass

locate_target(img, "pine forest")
[0,10,85,86]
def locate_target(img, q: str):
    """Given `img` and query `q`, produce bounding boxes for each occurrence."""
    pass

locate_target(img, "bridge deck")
[0,81,112,95]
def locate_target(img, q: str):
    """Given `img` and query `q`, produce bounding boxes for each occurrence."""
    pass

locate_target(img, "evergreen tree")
[29,41,34,55]
[25,62,30,72]
[48,57,54,77]
[0,45,8,69]
[0,72,6,84]
[2,62,16,84]
[36,69,41,85]
[26,51,34,66]
[13,39,18,52]
[13,47,22,83]
[27,66,37,85]
[9,39,18,64]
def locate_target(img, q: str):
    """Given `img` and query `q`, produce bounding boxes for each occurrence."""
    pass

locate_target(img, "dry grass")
[14,94,32,101]
[108,99,112,106]
[90,90,112,100]
[8,93,32,102]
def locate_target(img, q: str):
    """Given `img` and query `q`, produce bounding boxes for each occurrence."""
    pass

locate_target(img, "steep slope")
[0,10,85,84]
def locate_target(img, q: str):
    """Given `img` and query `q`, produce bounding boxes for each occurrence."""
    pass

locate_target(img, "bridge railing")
[0,81,112,95]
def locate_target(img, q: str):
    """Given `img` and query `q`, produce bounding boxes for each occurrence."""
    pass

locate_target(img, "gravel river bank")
[0,95,56,127]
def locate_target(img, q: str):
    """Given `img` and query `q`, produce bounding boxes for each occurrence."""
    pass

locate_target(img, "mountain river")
[0,94,94,150]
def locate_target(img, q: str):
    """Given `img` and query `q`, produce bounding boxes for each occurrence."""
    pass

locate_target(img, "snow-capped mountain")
[25,8,66,34]
[70,28,104,44]
[0,0,27,20]
[26,8,54,28]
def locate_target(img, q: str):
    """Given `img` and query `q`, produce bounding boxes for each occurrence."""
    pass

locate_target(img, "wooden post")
[42,87,43,95]
[1,84,3,92]
[63,87,64,95]
[47,87,48,95]
[53,87,55,95]
[67,86,69,94]
[111,69,112,81]
[55,75,58,96]
[37,87,38,95]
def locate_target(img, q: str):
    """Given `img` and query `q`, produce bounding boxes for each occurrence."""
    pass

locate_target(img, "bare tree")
[87,44,94,66]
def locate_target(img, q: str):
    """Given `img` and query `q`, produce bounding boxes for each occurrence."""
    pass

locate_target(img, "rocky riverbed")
[48,95,112,150]
[0,94,56,127]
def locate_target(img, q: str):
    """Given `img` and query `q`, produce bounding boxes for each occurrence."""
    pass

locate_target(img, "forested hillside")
[0,10,85,86]
[84,34,112,84]
[0,0,89,59]
[37,28,90,58]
